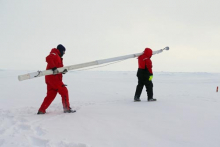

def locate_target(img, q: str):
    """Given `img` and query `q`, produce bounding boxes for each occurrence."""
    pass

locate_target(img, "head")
[57,44,66,57]
[143,48,153,58]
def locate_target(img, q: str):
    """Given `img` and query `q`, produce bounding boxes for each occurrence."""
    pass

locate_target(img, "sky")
[1,0,220,72]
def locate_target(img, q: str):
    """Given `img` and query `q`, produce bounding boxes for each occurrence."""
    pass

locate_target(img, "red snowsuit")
[38,48,70,113]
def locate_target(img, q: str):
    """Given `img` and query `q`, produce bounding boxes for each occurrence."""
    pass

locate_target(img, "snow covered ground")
[0,70,220,147]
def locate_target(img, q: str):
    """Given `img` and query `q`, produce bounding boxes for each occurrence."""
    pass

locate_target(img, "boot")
[37,111,46,115]
[134,96,141,102]
[64,107,76,113]
[148,98,157,102]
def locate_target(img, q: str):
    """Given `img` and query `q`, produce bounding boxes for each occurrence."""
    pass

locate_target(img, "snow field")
[0,70,220,147]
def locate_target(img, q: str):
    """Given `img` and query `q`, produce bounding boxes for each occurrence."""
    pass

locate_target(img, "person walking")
[134,48,156,102]
[37,44,76,114]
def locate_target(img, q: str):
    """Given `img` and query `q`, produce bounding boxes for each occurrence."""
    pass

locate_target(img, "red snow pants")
[38,77,70,113]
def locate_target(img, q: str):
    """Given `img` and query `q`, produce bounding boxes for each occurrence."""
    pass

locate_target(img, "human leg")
[145,81,154,100]
[38,85,57,113]
[58,85,76,113]
[58,85,71,111]
[134,79,144,101]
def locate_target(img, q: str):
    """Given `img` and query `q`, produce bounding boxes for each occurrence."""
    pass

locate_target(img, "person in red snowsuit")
[38,44,75,114]
[134,48,156,102]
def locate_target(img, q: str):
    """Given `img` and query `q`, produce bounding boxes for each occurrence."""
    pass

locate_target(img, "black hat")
[57,44,66,57]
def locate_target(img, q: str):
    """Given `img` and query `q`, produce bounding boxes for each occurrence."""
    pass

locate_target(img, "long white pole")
[18,47,169,81]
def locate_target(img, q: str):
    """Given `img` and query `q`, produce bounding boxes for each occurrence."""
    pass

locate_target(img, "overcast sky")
[1,0,220,72]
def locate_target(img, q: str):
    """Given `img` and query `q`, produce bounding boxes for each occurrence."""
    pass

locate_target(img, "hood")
[50,48,60,56]
[143,48,152,58]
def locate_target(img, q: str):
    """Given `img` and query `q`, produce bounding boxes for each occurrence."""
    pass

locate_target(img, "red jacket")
[45,48,64,87]
[138,48,153,75]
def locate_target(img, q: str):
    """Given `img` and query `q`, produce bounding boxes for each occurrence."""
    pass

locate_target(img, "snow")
[0,70,220,147]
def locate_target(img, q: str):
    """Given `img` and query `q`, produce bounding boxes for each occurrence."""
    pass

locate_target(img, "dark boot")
[148,98,157,102]
[134,96,141,102]
[134,99,141,102]
[64,107,76,113]
[37,111,46,115]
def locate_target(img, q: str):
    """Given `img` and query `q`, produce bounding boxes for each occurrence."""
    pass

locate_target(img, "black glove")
[62,69,68,74]
[52,67,59,75]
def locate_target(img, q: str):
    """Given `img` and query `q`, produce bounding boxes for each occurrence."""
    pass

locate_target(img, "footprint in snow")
[28,136,49,147]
